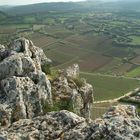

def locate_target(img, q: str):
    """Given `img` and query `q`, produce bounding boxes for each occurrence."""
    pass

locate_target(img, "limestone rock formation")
[65,63,79,78]
[0,38,94,128]
[0,38,52,126]
[0,105,140,140]
[52,64,94,119]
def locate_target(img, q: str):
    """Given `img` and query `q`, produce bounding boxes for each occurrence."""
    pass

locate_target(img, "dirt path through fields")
[94,88,140,104]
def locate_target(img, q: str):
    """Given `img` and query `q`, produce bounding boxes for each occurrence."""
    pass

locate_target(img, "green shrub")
[42,99,74,113]
[42,101,53,113]
[72,77,85,88]
[49,69,59,81]
[55,99,74,112]
[42,64,51,75]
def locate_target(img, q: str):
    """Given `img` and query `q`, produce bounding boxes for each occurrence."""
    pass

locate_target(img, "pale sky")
[0,0,87,6]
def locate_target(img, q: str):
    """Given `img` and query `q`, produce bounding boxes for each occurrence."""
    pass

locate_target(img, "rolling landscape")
[0,0,140,139]
[0,0,140,115]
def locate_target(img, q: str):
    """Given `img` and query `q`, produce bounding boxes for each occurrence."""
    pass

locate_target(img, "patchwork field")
[78,53,112,72]
[104,47,133,58]
[131,56,140,64]
[28,33,57,48]
[113,63,134,75]
[66,34,112,53]
[1,7,140,103]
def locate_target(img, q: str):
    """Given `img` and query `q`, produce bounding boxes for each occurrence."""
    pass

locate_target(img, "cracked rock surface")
[0,38,52,126]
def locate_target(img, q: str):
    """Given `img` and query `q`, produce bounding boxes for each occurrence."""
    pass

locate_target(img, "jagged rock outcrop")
[0,38,94,127]
[0,38,52,126]
[0,105,140,140]
[52,64,94,119]
[65,64,79,78]
[0,38,51,80]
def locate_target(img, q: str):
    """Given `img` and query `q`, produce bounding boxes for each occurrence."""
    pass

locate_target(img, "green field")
[129,36,140,45]
[80,72,140,101]
[126,66,140,77]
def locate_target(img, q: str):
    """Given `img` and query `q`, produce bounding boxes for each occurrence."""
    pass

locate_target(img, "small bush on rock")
[72,77,85,88]
[42,99,74,113]
[42,64,51,75]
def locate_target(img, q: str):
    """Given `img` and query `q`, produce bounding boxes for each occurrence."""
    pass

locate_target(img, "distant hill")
[0,11,7,19]
[2,2,98,15]
[1,0,140,15]
[0,0,140,15]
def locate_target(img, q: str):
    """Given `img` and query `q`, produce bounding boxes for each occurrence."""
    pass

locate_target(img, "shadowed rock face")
[0,105,140,140]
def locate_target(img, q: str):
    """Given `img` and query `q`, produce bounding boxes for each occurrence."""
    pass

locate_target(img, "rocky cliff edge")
[0,38,140,140]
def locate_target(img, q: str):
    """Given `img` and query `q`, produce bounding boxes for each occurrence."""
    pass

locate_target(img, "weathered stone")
[0,105,140,140]
[0,54,36,80]
[0,75,51,123]
[0,38,52,81]
[9,38,52,66]
[0,104,12,127]
[0,45,7,61]
[51,71,93,119]
[0,38,52,125]
[28,71,52,104]
[79,80,94,120]
[65,63,79,78]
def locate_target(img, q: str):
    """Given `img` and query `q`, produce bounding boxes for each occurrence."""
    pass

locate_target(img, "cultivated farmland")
[1,1,140,102]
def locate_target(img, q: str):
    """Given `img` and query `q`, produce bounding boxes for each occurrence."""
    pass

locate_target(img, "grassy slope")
[80,72,140,101]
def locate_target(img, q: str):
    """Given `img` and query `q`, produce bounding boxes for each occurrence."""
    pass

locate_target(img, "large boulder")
[0,38,51,80]
[0,53,36,80]
[83,105,140,140]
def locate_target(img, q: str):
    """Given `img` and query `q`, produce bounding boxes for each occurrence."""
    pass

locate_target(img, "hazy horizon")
[0,0,86,6]
[0,0,123,6]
